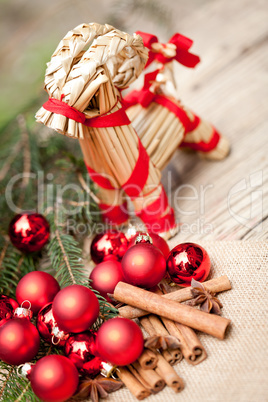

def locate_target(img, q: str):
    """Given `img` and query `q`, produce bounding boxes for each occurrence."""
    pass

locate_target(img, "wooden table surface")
[160,0,268,242]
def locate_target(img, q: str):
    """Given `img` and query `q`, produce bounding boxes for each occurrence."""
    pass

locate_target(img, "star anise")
[145,335,181,351]
[189,278,223,315]
[73,375,123,402]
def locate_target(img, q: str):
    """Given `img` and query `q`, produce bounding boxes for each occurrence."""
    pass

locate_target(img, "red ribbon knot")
[136,31,200,68]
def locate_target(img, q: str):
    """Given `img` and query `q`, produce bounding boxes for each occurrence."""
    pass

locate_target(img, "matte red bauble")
[90,231,128,264]
[30,355,79,402]
[96,317,144,366]
[128,232,170,259]
[166,242,211,287]
[90,260,124,302]
[37,303,69,346]
[9,213,50,253]
[65,331,96,370]
[0,318,40,365]
[16,271,60,315]
[0,295,19,327]
[52,285,99,333]
[121,243,166,289]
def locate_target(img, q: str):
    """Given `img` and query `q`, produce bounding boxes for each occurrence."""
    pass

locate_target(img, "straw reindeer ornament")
[36,23,229,238]
[124,32,230,170]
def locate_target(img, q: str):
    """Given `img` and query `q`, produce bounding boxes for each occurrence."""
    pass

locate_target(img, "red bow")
[136,31,200,68]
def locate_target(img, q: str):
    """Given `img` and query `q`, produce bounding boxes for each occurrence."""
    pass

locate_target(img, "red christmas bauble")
[9,213,50,253]
[65,331,96,370]
[90,260,124,303]
[128,232,170,259]
[0,295,19,327]
[0,317,40,365]
[90,231,128,264]
[96,317,144,366]
[121,243,166,289]
[166,242,211,287]
[82,356,104,377]
[16,271,60,315]
[30,355,79,402]
[52,285,99,333]
[37,303,69,346]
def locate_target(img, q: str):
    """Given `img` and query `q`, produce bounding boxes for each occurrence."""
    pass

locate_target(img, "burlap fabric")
[105,240,268,402]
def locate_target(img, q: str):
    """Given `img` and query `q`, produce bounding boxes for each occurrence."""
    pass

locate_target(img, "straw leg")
[179,110,230,160]
[94,184,129,227]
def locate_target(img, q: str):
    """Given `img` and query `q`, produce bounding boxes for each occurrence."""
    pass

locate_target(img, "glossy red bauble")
[96,317,144,366]
[9,213,50,253]
[16,271,60,315]
[90,260,124,303]
[65,331,96,370]
[30,355,79,402]
[37,303,68,346]
[121,243,166,289]
[0,295,19,327]
[52,285,99,333]
[0,318,40,365]
[82,356,104,377]
[128,232,170,259]
[90,231,128,264]
[166,242,211,287]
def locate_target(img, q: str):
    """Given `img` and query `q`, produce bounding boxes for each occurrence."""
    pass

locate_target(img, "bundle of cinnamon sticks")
[113,275,232,399]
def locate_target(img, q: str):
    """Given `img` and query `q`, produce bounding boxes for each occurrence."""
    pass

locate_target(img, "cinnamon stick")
[155,288,207,365]
[118,275,231,319]
[116,367,151,400]
[114,282,231,339]
[137,348,158,370]
[163,319,207,365]
[129,362,165,393]
[155,353,184,393]
[147,315,183,364]
[139,316,175,365]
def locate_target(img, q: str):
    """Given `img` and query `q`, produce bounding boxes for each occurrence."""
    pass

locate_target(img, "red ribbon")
[85,165,116,190]
[135,185,176,233]
[136,185,169,222]
[143,208,176,233]
[180,128,220,152]
[42,97,131,127]
[136,31,200,68]
[122,139,150,199]
[84,140,150,199]
[99,201,129,225]
[84,139,150,198]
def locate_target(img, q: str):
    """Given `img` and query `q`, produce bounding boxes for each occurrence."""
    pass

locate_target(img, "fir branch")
[47,226,88,288]
[0,362,37,402]
[46,205,118,322]
[17,115,31,190]
[0,366,15,400]
[54,228,77,285]
[15,382,31,402]
[77,171,100,205]
[0,244,36,298]
[0,238,9,268]
[0,141,22,182]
